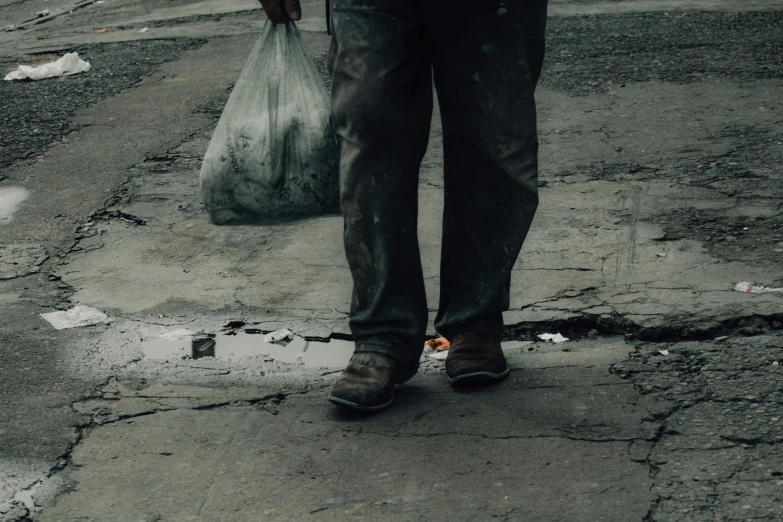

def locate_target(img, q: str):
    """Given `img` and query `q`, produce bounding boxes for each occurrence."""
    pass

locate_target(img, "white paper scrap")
[264,328,293,343]
[5,53,91,81]
[734,282,783,294]
[537,333,569,343]
[139,27,149,33]
[41,305,109,330]
[658,349,670,356]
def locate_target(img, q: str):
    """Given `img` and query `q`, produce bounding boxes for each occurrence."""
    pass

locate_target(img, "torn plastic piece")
[161,329,198,341]
[656,252,667,258]
[658,349,670,356]
[263,328,293,343]
[4,52,91,81]
[41,305,109,330]
[139,27,149,33]
[537,333,569,343]
[424,337,450,351]
[734,282,783,294]
[426,351,449,361]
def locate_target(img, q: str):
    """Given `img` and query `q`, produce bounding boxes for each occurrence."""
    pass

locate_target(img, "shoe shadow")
[328,383,429,420]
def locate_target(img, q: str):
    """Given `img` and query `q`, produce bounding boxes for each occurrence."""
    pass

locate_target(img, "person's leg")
[428,0,547,341]
[331,0,431,372]
[326,0,337,78]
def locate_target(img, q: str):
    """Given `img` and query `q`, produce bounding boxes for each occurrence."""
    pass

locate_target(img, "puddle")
[299,338,355,367]
[142,331,355,367]
[0,187,30,224]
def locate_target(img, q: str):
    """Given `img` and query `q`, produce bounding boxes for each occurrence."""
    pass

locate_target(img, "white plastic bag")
[200,21,338,225]
[4,52,91,81]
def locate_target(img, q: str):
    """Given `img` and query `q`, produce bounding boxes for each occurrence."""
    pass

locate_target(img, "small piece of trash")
[658,349,670,356]
[714,336,729,342]
[4,52,91,81]
[98,27,111,33]
[424,337,450,351]
[734,282,783,294]
[427,351,449,361]
[35,9,51,16]
[656,252,667,258]
[773,361,779,367]
[161,329,197,341]
[139,27,149,33]
[538,333,569,343]
[41,305,109,330]
[263,328,293,343]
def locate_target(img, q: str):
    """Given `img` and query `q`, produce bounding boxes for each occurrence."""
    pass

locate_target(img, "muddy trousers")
[330,0,547,369]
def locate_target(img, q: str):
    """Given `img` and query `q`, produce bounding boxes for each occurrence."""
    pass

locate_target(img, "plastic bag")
[200,21,339,225]
[4,52,91,81]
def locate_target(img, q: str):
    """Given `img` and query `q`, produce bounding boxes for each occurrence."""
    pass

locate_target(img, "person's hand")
[258,0,301,23]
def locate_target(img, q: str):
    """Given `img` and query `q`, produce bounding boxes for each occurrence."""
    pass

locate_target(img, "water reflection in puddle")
[142,331,354,367]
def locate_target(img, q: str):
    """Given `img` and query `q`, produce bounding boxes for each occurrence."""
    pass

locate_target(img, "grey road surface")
[1,0,782,520]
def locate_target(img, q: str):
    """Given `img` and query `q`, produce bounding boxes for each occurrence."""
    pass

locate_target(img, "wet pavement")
[1,0,782,520]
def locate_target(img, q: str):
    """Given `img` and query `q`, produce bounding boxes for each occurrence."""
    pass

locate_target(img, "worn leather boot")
[328,353,416,412]
[445,331,509,385]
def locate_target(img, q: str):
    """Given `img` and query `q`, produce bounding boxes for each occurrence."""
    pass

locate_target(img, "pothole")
[141,330,355,367]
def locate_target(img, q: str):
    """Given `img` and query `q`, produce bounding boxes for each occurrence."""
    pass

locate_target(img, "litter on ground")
[538,333,569,343]
[4,53,91,81]
[139,27,149,33]
[41,305,109,330]
[424,337,450,351]
[264,328,293,343]
[426,351,449,361]
[734,282,783,294]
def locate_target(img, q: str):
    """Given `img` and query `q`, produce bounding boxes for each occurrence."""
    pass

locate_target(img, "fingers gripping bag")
[200,21,339,225]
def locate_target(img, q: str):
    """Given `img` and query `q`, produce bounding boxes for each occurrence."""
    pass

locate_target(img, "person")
[259,0,548,412]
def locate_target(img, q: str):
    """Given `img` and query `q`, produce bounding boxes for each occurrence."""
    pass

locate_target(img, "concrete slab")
[39,373,655,522]
[49,79,783,341]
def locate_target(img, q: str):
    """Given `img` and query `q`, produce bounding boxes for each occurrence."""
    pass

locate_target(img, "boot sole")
[328,394,395,413]
[448,368,510,386]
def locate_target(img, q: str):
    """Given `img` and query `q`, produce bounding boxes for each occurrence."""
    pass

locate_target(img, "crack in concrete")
[6,383,330,520]
[610,334,783,520]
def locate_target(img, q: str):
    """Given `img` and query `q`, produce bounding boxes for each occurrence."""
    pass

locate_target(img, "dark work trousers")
[329,0,547,371]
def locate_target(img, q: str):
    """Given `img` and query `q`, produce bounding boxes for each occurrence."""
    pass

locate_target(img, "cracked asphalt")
[1,0,782,520]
